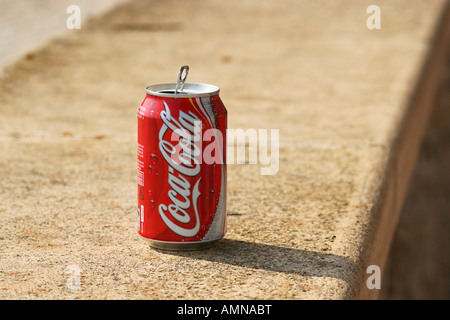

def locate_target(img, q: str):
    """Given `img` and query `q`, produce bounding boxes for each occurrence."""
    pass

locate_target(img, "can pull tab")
[174,65,189,94]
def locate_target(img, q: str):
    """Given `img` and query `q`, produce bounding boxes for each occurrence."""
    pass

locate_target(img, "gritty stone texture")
[0,0,448,299]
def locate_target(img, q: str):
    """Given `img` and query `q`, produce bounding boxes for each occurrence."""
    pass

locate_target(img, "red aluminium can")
[137,68,227,250]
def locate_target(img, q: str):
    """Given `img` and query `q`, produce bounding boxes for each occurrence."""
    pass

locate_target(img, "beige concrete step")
[0,0,449,299]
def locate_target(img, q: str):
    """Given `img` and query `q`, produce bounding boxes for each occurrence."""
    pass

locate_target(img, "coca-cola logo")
[158,101,202,237]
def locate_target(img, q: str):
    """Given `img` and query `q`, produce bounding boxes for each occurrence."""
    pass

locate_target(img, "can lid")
[145,83,220,98]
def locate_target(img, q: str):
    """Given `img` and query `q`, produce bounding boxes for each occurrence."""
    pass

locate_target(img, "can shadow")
[163,238,356,281]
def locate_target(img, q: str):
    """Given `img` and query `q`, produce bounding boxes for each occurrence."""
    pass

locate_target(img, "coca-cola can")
[137,66,227,250]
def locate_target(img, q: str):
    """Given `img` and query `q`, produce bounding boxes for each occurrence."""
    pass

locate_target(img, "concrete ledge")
[354,2,450,299]
[0,0,449,299]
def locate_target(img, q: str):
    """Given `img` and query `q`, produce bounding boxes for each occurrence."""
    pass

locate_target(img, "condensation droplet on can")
[150,154,158,164]
[148,165,152,174]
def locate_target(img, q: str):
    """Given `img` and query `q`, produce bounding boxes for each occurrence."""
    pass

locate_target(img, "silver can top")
[145,82,220,98]
[145,65,220,98]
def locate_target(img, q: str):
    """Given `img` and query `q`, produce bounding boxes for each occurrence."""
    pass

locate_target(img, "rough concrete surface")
[0,0,448,299]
